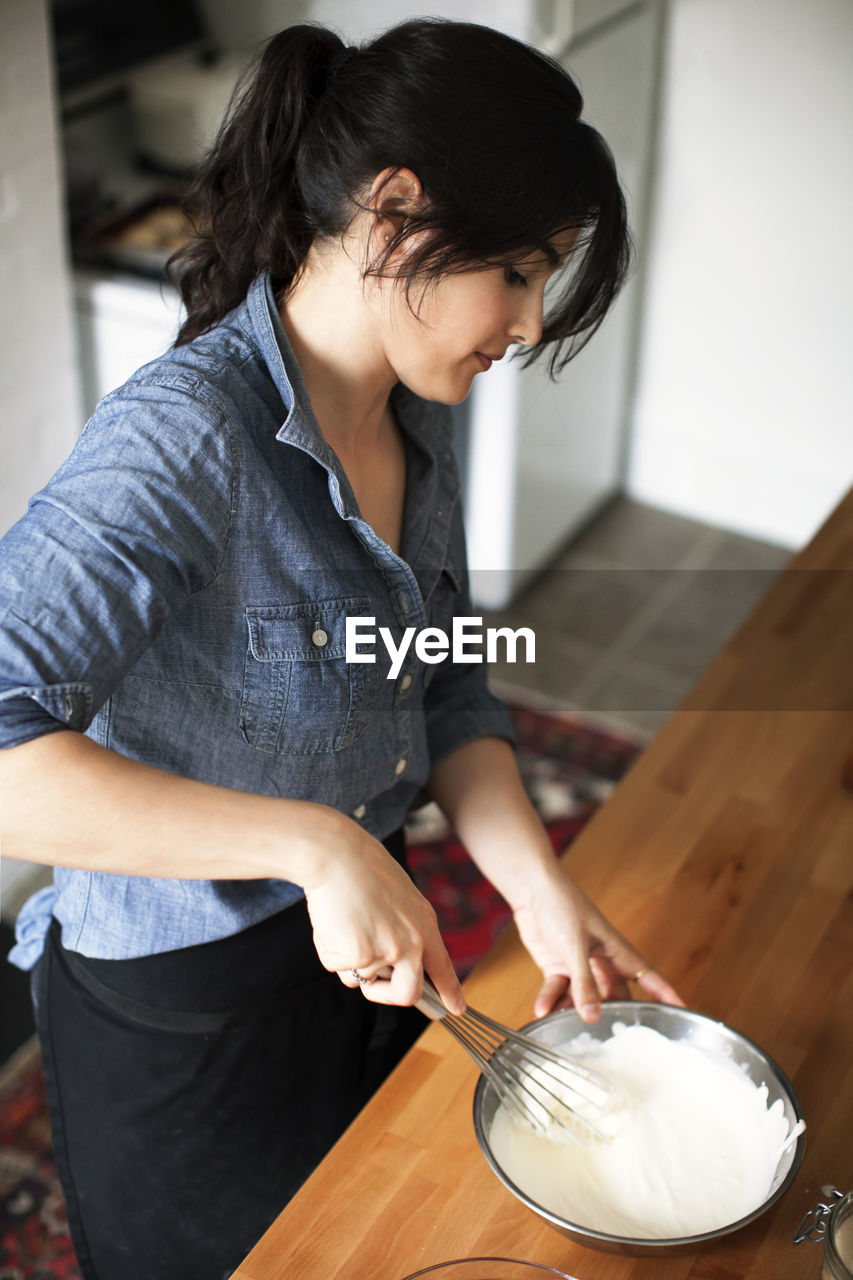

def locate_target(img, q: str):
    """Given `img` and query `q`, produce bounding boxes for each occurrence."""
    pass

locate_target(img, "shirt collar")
[245,270,450,463]
[243,271,456,577]
[244,272,337,464]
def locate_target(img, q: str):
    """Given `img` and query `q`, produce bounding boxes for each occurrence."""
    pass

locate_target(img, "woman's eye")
[504,266,528,287]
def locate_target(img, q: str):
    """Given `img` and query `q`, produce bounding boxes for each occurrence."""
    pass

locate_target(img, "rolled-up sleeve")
[423,667,516,769]
[0,377,234,749]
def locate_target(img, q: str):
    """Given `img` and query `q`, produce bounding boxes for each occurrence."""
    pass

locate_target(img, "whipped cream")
[488,1022,804,1239]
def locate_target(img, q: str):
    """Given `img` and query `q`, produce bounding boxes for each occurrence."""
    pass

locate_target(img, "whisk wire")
[436,1018,534,1127]
[462,1008,612,1105]
[419,982,613,1146]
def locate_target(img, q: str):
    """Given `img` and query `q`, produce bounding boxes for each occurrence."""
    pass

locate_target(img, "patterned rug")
[0,694,644,1279]
[0,1040,78,1280]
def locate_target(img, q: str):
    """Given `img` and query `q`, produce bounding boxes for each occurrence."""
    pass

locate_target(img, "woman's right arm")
[0,729,464,1012]
[0,389,461,1009]
[1,728,339,881]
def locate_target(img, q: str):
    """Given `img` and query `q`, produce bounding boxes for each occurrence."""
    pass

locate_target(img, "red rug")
[0,1041,79,1279]
[0,696,643,1278]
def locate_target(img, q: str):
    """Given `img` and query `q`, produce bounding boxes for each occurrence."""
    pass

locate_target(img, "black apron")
[34,829,426,1280]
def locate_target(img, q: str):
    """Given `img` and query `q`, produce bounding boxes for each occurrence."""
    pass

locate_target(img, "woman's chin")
[402,370,476,406]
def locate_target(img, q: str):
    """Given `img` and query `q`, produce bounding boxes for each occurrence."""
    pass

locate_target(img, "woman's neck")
[278,240,396,457]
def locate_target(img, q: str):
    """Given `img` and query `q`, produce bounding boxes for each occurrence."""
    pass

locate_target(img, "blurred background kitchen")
[1,0,852,932]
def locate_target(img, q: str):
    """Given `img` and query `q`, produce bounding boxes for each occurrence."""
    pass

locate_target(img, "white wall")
[198,0,636,54]
[198,0,540,48]
[0,0,82,539]
[628,0,853,548]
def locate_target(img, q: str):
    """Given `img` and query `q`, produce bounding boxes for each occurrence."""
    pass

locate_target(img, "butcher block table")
[234,490,853,1280]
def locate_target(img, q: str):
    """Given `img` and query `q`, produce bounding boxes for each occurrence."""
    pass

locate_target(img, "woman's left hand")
[511,862,685,1021]
[426,736,684,1023]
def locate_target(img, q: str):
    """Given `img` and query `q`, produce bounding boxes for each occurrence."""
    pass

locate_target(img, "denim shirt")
[1,271,513,969]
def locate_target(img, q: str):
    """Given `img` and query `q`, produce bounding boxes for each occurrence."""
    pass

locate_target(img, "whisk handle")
[417,977,450,1021]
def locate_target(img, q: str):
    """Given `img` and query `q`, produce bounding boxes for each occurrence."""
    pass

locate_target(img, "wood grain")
[233,490,853,1280]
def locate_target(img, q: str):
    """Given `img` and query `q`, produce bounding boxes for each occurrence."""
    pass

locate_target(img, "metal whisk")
[417,980,613,1146]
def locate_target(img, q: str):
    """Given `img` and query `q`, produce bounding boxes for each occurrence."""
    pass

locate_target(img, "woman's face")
[378,234,577,404]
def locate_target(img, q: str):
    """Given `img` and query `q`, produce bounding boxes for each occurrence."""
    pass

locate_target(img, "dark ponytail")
[169,18,631,375]
[169,26,342,344]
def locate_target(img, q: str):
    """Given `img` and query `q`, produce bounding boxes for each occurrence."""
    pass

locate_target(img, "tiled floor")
[483,495,792,736]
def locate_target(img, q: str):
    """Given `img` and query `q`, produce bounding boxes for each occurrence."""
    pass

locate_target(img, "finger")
[357,957,423,1008]
[422,934,465,1016]
[633,967,686,1007]
[337,960,387,989]
[596,928,685,1008]
[589,955,629,1002]
[569,948,602,1023]
[340,962,389,993]
[534,972,570,1018]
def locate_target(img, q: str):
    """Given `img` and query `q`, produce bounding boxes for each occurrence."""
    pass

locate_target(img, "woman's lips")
[475,352,493,372]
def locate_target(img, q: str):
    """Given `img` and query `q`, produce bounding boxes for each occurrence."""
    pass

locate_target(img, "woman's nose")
[507,293,544,347]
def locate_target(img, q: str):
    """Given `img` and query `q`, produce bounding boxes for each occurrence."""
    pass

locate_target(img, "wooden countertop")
[234,491,853,1280]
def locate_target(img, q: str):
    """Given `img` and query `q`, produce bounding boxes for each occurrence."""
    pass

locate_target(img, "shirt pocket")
[239,598,375,755]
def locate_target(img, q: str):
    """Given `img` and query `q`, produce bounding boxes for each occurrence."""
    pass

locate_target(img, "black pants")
[33,830,426,1280]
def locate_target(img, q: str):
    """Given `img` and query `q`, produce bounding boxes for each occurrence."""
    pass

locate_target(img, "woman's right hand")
[300,813,465,1015]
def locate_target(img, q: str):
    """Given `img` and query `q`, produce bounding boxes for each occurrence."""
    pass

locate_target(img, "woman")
[0,19,681,1280]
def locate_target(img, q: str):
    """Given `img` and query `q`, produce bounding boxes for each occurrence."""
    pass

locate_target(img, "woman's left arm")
[426,735,684,1021]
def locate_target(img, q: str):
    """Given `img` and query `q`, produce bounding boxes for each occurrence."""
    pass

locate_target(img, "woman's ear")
[368,166,424,242]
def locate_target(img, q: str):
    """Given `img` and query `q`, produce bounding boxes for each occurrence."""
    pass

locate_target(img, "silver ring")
[351,968,373,986]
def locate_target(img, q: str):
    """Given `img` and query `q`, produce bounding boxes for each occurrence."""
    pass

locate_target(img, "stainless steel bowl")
[472,1002,806,1257]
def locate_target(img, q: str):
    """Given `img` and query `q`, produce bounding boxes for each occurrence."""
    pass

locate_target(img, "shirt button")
[400,674,412,691]
[395,758,407,776]
[312,628,328,647]
[352,803,366,820]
